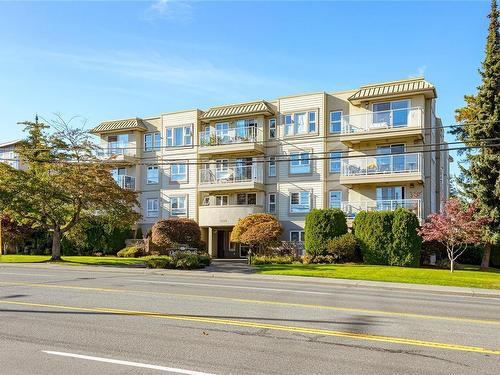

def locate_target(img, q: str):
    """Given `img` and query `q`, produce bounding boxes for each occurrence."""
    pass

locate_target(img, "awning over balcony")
[348,78,436,104]
[91,117,148,134]
[201,100,275,122]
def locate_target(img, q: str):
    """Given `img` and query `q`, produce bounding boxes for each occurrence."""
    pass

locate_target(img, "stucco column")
[208,227,216,258]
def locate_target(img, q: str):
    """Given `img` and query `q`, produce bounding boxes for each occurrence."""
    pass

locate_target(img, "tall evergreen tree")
[454,0,500,269]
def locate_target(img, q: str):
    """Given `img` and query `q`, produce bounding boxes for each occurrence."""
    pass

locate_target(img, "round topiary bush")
[151,218,201,252]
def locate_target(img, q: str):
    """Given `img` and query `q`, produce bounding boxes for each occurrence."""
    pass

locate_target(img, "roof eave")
[348,88,436,105]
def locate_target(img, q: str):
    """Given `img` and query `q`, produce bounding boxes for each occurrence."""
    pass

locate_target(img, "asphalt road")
[0,263,499,375]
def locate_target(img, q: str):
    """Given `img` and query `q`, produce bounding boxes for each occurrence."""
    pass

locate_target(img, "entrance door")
[217,230,226,258]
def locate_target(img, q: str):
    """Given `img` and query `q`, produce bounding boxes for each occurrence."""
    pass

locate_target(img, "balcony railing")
[97,143,135,158]
[199,164,263,185]
[114,175,136,190]
[341,199,421,218]
[341,107,423,134]
[199,127,259,147]
[341,153,421,176]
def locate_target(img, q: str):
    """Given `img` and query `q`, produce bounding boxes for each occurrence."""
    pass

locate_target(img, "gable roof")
[348,77,436,104]
[201,100,275,121]
[91,117,148,134]
[0,139,22,149]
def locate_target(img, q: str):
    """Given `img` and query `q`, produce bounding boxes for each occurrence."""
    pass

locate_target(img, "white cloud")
[143,0,193,22]
[409,65,427,78]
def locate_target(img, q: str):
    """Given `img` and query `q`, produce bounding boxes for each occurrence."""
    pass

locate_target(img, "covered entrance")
[204,227,248,259]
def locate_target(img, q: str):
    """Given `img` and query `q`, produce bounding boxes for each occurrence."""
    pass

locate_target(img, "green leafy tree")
[304,209,347,256]
[453,0,500,269]
[0,117,140,260]
[391,208,421,267]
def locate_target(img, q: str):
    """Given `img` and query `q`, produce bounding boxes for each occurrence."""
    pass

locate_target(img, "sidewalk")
[2,261,499,299]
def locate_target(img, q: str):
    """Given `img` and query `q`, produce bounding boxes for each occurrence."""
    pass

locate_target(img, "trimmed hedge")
[251,255,297,265]
[304,209,348,256]
[326,233,357,263]
[116,246,144,258]
[353,209,421,266]
[391,208,421,267]
[145,252,211,269]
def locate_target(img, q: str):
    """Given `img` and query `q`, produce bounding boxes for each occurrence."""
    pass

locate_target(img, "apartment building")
[91,77,451,258]
[0,140,22,170]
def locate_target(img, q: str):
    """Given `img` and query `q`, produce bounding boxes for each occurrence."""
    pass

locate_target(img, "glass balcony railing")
[113,175,136,190]
[97,143,135,158]
[199,164,264,185]
[341,199,421,218]
[341,107,423,134]
[199,127,260,147]
[341,153,421,177]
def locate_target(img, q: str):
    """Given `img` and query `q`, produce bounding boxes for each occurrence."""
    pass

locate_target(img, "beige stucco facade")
[90,77,451,258]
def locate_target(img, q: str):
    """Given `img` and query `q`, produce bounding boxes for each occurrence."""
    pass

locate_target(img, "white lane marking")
[129,279,333,296]
[42,351,217,375]
[0,272,55,277]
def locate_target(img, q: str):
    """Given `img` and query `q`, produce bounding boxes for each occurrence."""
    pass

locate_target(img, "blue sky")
[0,1,493,176]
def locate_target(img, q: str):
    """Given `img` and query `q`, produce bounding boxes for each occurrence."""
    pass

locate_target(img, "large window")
[268,118,276,139]
[268,193,276,214]
[290,191,310,213]
[237,193,256,205]
[290,152,311,174]
[373,99,410,128]
[146,198,159,218]
[166,125,192,147]
[268,156,276,177]
[171,164,187,182]
[147,166,159,184]
[171,196,187,216]
[376,186,403,201]
[329,152,342,173]
[144,132,161,151]
[215,195,228,206]
[284,111,317,136]
[329,191,342,209]
[329,111,342,133]
[108,134,128,154]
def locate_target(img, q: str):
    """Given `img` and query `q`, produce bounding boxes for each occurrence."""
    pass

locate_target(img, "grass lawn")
[0,255,146,266]
[256,263,500,290]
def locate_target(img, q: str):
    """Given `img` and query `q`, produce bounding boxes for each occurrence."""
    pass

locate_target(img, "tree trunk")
[51,227,62,261]
[481,242,491,270]
[450,259,454,273]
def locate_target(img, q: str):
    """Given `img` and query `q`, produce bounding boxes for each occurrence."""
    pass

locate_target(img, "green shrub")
[145,256,174,269]
[117,246,144,258]
[135,227,143,240]
[353,211,394,265]
[251,255,296,265]
[421,240,447,265]
[390,208,421,267]
[303,254,336,264]
[145,252,211,269]
[490,243,500,268]
[151,218,201,252]
[304,209,348,256]
[326,233,357,263]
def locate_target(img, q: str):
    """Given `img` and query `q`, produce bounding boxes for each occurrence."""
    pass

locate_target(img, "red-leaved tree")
[418,199,489,272]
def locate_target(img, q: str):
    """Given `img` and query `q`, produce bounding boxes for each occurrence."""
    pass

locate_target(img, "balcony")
[341,199,422,219]
[199,127,264,155]
[97,144,137,164]
[199,205,264,227]
[339,107,423,145]
[113,175,136,190]
[340,153,423,185]
[198,164,264,192]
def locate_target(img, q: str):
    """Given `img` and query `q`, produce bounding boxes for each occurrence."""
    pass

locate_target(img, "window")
[377,144,406,172]
[268,118,276,139]
[171,163,187,182]
[201,196,210,206]
[290,152,311,174]
[373,100,410,128]
[108,134,128,154]
[237,193,256,205]
[268,193,276,213]
[144,132,161,151]
[171,196,187,216]
[166,125,192,147]
[215,195,228,206]
[308,111,316,132]
[329,152,342,173]
[147,166,159,184]
[376,186,403,201]
[294,112,306,134]
[290,191,310,213]
[329,191,342,209]
[268,156,276,177]
[330,111,342,133]
[147,198,159,218]
[284,114,293,136]
[290,231,305,242]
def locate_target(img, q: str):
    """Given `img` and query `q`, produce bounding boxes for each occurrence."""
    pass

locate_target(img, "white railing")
[341,153,421,176]
[199,164,264,185]
[199,127,260,147]
[341,107,423,134]
[114,175,136,190]
[341,199,421,218]
[97,143,135,158]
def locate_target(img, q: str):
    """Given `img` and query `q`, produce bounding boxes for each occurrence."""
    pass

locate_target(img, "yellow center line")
[0,299,499,355]
[1,281,499,326]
